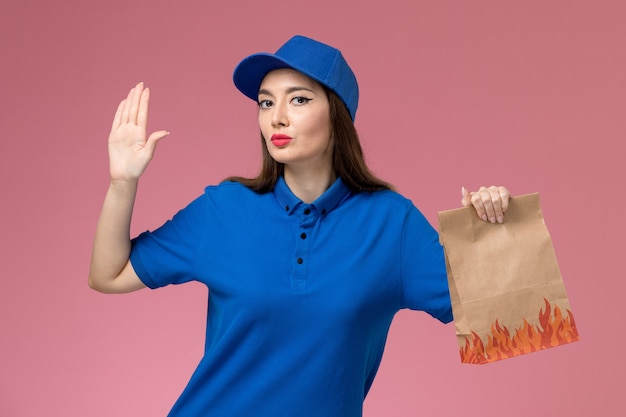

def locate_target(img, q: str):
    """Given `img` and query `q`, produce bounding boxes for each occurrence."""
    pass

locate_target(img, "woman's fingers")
[499,187,510,214]
[137,87,150,128]
[111,83,150,135]
[111,99,125,131]
[128,82,144,125]
[463,186,511,223]
[119,82,144,125]
[483,188,501,223]
[120,86,133,124]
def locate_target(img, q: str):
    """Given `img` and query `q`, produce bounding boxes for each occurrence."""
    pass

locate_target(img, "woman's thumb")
[146,130,170,151]
[461,186,471,207]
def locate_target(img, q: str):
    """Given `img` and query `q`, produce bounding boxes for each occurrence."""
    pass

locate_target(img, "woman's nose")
[271,102,289,127]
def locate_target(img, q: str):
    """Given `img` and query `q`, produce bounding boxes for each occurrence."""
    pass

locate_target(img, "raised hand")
[461,186,510,224]
[108,82,169,182]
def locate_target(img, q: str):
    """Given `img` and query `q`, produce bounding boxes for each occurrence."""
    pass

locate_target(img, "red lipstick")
[271,134,292,147]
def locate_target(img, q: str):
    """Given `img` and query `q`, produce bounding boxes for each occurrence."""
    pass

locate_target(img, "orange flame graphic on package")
[460,299,579,364]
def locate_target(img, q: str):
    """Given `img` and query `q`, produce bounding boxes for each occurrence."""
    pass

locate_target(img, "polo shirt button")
[321,209,327,215]
[303,208,311,215]
[297,258,303,264]
[300,233,307,239]
[285,205,290,211]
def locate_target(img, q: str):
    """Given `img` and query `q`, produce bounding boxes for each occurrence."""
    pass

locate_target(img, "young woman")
[89,35,509,416]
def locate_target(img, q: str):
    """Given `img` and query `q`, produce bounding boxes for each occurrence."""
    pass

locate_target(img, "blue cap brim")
[233,53,300,102]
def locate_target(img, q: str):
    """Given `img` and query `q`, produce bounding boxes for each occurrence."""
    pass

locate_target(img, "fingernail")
[497,216,503,224]
[482,215,488,221]
[489,217,496,223]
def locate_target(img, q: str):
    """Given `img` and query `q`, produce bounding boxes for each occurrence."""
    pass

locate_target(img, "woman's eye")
[291,97,311,105]
[258,99,273,109]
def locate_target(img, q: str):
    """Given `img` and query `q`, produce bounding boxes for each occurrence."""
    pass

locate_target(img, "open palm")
[108,82,169,181]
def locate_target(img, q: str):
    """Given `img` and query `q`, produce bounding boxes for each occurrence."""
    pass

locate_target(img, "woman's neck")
[284,164,336,204]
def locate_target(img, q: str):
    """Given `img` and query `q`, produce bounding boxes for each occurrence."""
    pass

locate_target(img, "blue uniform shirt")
[130,177,452,417]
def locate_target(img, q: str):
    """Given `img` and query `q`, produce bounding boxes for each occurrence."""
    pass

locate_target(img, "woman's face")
[257,69,332,171]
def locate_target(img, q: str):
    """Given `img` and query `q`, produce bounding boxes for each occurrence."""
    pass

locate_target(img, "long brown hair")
[225,88,393,193]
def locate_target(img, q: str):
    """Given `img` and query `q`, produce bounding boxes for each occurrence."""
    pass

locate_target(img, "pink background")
[1,0,624,415]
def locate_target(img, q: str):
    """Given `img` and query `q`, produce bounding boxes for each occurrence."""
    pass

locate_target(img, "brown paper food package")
[438,193,579,364]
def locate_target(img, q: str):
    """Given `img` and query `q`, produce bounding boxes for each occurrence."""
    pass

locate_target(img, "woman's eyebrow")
[258,86,316,97]
[285,86,315,94]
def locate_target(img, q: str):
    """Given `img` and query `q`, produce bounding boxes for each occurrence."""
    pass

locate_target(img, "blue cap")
[233,35,359,120]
